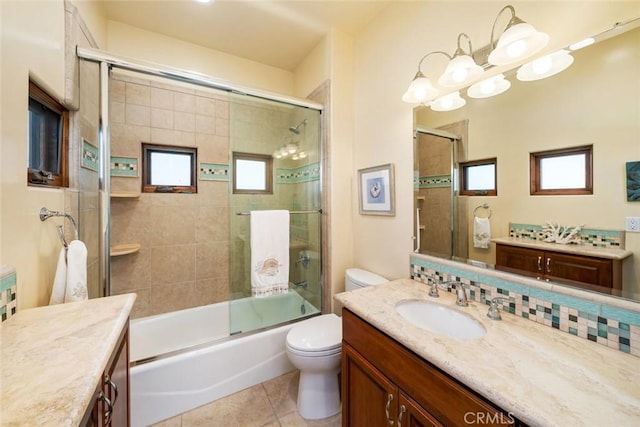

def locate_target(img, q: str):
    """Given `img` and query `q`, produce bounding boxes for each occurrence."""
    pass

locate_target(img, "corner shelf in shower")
[110,191,141,199]
[110,244,141,257]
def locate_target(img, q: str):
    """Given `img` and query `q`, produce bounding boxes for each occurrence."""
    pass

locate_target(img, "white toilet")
[285,268,388,420]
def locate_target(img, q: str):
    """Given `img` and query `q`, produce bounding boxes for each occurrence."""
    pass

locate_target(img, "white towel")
[49,240,88,304]
[250,210,290,297]
[473,217,491,249]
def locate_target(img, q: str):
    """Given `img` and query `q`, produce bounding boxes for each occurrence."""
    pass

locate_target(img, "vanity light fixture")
[516,49,574,81]
[402,51,451,104]
[569,37,595,51]
[430,91,466,111]
[487,5,549,66]
[438,33,484,88]
[467,73,511,98]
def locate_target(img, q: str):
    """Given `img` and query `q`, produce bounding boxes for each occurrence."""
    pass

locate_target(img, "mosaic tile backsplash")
[410,255,640,357]
[1,267,17,323]
[509,223,624,249]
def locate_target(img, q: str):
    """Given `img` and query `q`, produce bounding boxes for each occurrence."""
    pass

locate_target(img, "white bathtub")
[130,292,319,427]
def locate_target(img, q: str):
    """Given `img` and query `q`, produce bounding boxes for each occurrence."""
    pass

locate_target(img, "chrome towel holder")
[473,203,492,218]
[39,207,79,249]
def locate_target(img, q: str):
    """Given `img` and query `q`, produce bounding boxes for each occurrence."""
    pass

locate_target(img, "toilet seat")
[286,314,342,353]
[286,343,341,358]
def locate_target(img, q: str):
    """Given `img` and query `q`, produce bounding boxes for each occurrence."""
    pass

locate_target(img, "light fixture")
[569,37,595,51]
[430,91,466,111]
[467,73,511,98]
[298,151,307,159]
[286,143,298,154]
[488,5,549,66]
[402,51,451,104]
[438,33,484,87]
[516,50,573,81]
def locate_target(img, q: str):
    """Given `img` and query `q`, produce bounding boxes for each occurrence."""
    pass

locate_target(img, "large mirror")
[414,18,640,302]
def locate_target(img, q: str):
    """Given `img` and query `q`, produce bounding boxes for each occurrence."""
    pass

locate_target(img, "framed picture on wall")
[358,163,395,216]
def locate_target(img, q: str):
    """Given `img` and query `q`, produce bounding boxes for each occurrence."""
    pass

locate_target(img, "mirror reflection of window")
[460,158,497,196]
[150,152,192,186]
[232,152,273,194]
[530,145,592,195]
[142,143,197,193]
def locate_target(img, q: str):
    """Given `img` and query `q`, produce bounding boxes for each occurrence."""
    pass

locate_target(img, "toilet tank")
[345,268,388,291]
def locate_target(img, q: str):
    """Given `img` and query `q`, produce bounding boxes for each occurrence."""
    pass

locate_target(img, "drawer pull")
[98,391,113,426]
[398,405,406,427]
[385,393,394,426]
[105,374,118,405]
[537,256,542,272]
[546,257,552,273]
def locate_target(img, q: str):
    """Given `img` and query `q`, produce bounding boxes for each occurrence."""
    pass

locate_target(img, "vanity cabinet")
[495,243,621,292]
[342,309,519,427]
[82,322,130,427]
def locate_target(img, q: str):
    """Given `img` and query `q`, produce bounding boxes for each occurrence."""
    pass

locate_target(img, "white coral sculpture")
[542,221,583,245]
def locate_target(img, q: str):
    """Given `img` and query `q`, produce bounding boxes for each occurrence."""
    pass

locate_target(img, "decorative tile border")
[111,156,138,177]
[276,162,320,184]
[417,174,452,189]
[410,255,640,357]
[1,267,17,323]
[81,139,98,172]
[200,163,229,181]
[509,223,624,249]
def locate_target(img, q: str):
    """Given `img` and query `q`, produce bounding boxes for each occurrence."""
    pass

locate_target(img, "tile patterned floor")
[151,370,342,427]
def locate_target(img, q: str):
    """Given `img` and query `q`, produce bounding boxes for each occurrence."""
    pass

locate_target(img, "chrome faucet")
[454,282,469,307]
[293,281,308,290]
[487,297,510,320]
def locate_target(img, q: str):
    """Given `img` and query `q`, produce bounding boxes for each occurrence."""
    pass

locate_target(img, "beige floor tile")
[151,415,182,427]
[262,370,300,417]
[278,411,342,427]
[181,384,278,427]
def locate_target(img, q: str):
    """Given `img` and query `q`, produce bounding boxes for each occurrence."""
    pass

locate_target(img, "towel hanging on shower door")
[250,210,290,297]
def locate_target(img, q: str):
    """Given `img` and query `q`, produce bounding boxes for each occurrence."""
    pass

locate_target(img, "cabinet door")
[545,252,613,290]
[495,244,544,278]
[105,326,130,427]
[342,343,398,427]
[398,393,442,427]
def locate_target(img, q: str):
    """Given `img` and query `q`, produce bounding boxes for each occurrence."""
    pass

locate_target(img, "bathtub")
[130,292,319,427]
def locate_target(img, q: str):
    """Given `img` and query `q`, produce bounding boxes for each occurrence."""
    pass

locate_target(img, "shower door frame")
[77,47,325,303]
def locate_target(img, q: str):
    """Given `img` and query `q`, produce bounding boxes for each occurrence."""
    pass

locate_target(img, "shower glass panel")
[228,93,322,335]
[78,58,102,299]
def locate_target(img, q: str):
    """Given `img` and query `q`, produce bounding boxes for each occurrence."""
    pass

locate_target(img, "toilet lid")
[286,314,342,352]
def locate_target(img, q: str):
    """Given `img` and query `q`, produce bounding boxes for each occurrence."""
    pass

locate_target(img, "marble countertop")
[335,279,640,427]
[0,294,136,426]
[491,237,633,260]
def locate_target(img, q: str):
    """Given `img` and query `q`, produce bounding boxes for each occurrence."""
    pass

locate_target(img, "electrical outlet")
[626,217,640,232]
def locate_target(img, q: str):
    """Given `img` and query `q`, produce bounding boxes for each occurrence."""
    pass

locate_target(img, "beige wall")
[106,21,295,96]
[352,1,640,282]
[1,0,67,309]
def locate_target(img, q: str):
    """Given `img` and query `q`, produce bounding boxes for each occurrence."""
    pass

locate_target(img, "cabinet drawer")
[546,252,612,288]
[343,309,514,426]
[495,244,543,278]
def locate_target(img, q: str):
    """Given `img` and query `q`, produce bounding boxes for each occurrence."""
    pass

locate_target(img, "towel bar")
[236,209,322,216]
[473,203,492,218]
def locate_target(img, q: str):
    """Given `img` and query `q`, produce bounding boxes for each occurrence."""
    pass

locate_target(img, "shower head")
[288,119,307,135]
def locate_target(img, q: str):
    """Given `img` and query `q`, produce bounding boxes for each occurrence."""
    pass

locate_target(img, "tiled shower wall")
[109,71,230,319]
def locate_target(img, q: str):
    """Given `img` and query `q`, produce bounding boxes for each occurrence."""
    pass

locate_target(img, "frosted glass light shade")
[431,91,466,111]
[467,74,511,98]
[488,22,549,65]
[517,50,574,81]
[438,55,484,87]
[402,75,439,104]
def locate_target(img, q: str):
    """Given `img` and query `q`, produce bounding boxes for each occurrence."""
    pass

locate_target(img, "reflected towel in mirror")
[49,240,88,304]
[473,217,491,249]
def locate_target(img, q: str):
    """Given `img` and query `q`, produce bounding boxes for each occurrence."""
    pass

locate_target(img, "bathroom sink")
[395,300,486,339]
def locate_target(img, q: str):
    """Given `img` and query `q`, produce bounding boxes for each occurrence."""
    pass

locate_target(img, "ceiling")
[98,0,392,71]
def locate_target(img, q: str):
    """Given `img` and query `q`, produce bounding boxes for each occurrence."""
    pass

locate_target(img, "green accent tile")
[597,322,607,331]
[81,139,98,172]
[588,327,597,336]
[569,327,578,335]
[522,312,529,319]
[0,272,17,292]
[618,329,630,339]
[619,322,630,331]
[200,163,229,181]
[620,344,631,353]
[598,329,608,338]
[552,303,560,310]
[601,306,640,327]
[111,156,138,177]
[607,326,619,335]
[552,316,560,324]
[544,313,552,321]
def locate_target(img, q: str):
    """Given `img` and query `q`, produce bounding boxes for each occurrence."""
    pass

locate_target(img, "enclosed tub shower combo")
[75,48,324,426]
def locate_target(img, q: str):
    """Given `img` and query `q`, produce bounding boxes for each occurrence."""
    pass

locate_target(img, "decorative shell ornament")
[541,221,583,245]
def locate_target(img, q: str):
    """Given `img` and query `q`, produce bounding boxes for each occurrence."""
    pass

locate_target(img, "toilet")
[285,268,388,420]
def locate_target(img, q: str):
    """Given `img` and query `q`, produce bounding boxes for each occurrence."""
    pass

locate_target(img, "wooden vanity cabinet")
[495,243,621,293]
[81,322,130,427]
[342,309,520,427]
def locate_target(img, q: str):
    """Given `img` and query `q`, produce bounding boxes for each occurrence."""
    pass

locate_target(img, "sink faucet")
[453,282,469,307]
[487,297,510,320]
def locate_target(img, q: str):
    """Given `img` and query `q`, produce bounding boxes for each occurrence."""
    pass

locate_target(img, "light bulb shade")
[438,55,484,87]
[569,37,594,51]
[488,22,549,65]
[430,91,466,111]
[467,74,511,98]
[402,75,439,103]
[516,50,574,81]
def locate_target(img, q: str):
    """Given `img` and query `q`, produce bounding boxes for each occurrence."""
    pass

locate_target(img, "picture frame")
[358,163,395,216]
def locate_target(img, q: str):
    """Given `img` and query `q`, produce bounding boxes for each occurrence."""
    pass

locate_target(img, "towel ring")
[40,207,79,250]
[473,203,492,219]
